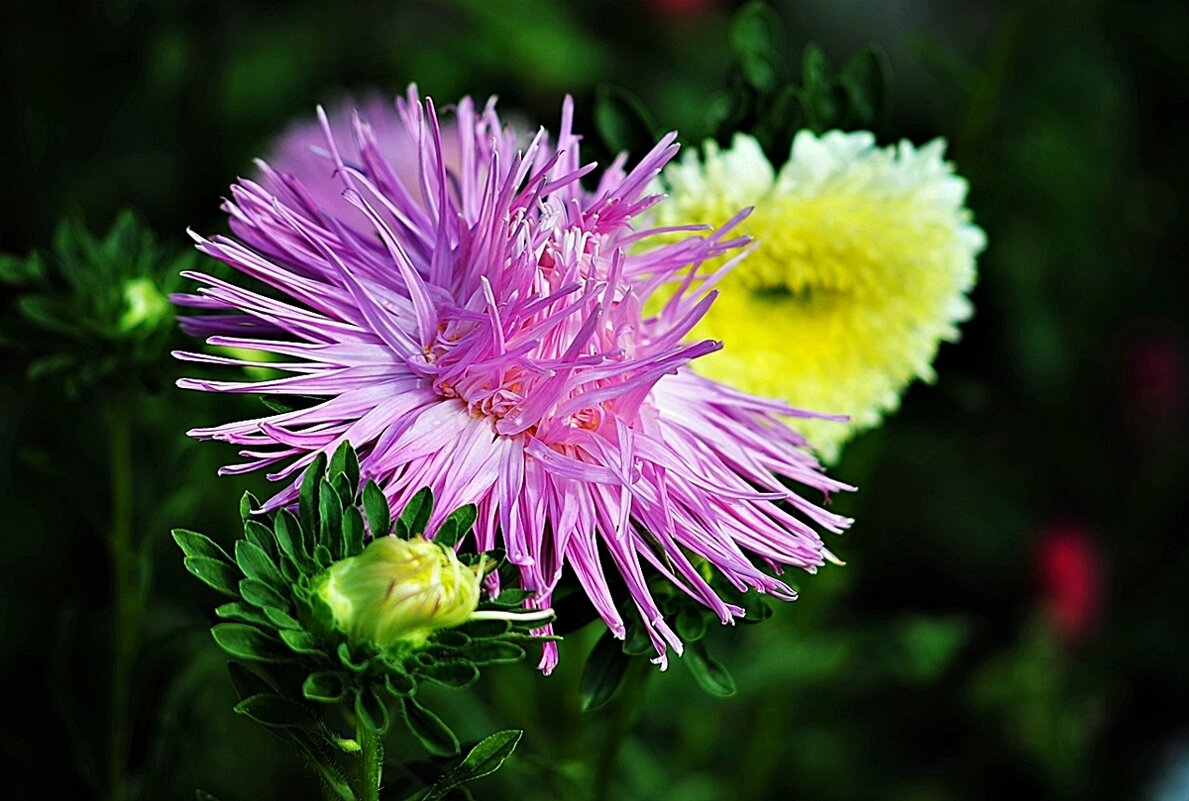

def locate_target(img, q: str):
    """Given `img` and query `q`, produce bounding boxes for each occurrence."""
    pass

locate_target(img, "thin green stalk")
[106,398,139,801]
[357,721,384,801]
[592,658,649,801]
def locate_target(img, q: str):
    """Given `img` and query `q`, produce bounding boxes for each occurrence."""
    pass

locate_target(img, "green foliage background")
[2,1,1187,799]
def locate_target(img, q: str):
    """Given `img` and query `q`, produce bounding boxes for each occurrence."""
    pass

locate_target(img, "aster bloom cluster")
[653,131,986,461]
[175,88,853,672]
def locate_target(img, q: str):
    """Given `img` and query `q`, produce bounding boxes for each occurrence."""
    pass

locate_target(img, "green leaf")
[240,578,288,611]
[731,1,783,92]
[399,487,434,538]
[211,624,292,663]
[354,685,390,734]
[361,480,390,539]
[234,692,317,728]
[318,478,344,558]
[279,729,358,801]
[593,84,657,157]
[434,504,476,549]
[299,452,328,535]
[683,640,737,698]
[580,630,630,711]
[401,695,459,756]
[172,528,232,563]
[342,506,365,558]
[840,46,890,127]
[183,556,241,598]
[422,660,480,689]
[302,671,346,703]
[195,791,223,801]
[421,730,524,801]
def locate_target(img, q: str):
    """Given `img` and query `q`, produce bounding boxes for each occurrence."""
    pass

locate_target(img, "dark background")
[2,1,1188,799]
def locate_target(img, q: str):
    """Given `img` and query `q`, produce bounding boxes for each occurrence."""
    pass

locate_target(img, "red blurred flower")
[646,0,716,19]
[1125,329,1186,424]
[1036,522,1103,644]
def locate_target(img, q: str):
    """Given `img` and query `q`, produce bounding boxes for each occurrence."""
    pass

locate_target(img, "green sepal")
[216,602,276,628]
[462,641,525,666]
[318,478,344,558]
[183,556,241,598]
[313,544,334,569]
[622,621,653,656]
[354,685,390,734]
[227,661,280,701]
[337,642,370,673]
[490,588,533,607]
[384,670,416,698]
[234,692,318,728]
[342,506,365,558]
[239,491,259,525]
[235,540,284,592]
[433,504,476,549]
[398,487,433,538]
[580,630,630,712]
[421,660,480,690]
[172,528,232,563]
[433,629,472,649]
[361,480,390,539]
[263,606,301,630]
[674,607,708,643]
[280,629,323,656]
[457,619,510,640]
[683,640,737,698]
[239,578,287,611]
[328,440,360,494]
[211,624,292,664]
[302,671,347,703]
[420,730,524,801]
[299,452,328,536]
[401,695,459,757]
[273,509,312,570]
[244,519,277,561]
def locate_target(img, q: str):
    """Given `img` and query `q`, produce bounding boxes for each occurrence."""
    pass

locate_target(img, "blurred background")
[2,0,1187,799]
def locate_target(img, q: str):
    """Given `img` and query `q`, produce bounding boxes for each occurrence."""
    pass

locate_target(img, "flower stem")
[357,721,384,801]
[592,657,649,801]
[106,398,140,801]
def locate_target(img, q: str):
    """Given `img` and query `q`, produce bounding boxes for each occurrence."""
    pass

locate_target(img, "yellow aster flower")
[653,130,986,461]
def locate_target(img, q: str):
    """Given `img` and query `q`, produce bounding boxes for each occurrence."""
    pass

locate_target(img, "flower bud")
[118,276,172,335]
[314,536,485,651]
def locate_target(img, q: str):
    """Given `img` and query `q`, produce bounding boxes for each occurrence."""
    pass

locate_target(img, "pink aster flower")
[175,87,853,672]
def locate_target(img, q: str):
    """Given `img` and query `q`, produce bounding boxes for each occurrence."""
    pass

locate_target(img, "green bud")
[314,536,485,652]
[118,276,172,334]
